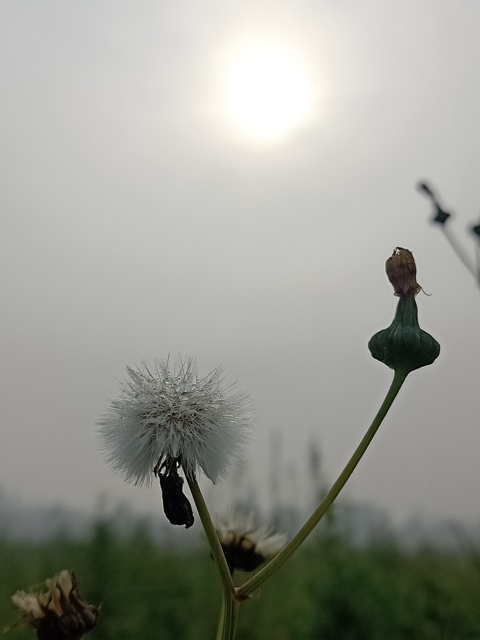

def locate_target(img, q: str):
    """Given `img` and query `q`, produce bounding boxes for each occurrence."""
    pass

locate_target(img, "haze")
[1,1,479,529]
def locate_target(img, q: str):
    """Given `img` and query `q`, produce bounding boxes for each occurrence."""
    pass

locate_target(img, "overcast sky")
[1,1,480,529]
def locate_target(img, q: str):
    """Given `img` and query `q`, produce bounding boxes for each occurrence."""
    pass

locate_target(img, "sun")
[220,41,317,144]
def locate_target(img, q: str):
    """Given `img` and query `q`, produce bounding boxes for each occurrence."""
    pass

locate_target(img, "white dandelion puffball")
[98,357,253,485]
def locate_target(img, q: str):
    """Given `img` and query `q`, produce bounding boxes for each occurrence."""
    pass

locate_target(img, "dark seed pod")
[159,467,194,529]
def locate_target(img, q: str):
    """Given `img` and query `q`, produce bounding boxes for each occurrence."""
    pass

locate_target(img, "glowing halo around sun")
[219,41,318,144]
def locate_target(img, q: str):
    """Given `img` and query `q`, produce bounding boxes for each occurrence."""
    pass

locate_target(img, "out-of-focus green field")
[3,521,480,640]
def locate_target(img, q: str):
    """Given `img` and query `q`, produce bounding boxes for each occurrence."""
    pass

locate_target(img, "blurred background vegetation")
[3,512,480,640]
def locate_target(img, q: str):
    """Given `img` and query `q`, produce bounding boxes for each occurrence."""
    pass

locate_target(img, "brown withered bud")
[10,570,99,640]
[158,465,194,529]
[386,247,422,297]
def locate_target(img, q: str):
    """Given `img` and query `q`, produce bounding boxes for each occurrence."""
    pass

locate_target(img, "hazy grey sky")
[1,1,480,527]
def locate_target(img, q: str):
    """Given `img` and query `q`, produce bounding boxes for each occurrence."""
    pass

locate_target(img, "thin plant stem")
[215,595,225,640]
[187,478,238,639]
[442,225,477,280]
[475,242,480,286]
[236,368,408,598]
[220,598,239,640]
[187,479,234,596]
[213,590,240,640]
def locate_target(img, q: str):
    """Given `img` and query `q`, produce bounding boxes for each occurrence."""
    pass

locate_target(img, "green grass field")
[3,521,480,640]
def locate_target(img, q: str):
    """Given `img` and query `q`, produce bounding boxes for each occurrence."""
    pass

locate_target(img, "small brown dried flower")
[10,570,98,640]
[386,247,422,297]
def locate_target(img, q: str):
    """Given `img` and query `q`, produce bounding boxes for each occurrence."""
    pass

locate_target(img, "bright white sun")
[221,41,317,143]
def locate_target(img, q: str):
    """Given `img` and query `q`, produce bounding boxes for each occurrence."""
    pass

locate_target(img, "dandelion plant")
[89,249,440,638]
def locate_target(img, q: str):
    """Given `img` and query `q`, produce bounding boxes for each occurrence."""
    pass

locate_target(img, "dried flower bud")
[386,247,422,297]
[369,248,440,375]
[10,570,98,640]
[157,461,194,529]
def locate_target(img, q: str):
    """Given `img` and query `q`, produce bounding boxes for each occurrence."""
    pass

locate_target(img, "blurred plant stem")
[236,369,408,598]
[417,180,480,289]
[187,479,238,640]
[441,224,478,282]
[475,242,480,284]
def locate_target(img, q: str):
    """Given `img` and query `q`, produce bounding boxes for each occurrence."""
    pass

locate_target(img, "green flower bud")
[369,248,440,375]
[368,294,440,375]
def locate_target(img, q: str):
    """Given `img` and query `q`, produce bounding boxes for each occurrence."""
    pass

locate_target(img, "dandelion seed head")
[97,357,253,485]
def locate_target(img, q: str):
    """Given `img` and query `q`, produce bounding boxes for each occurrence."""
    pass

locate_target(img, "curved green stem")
[187,479,238,639]
[236,369,408,598]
